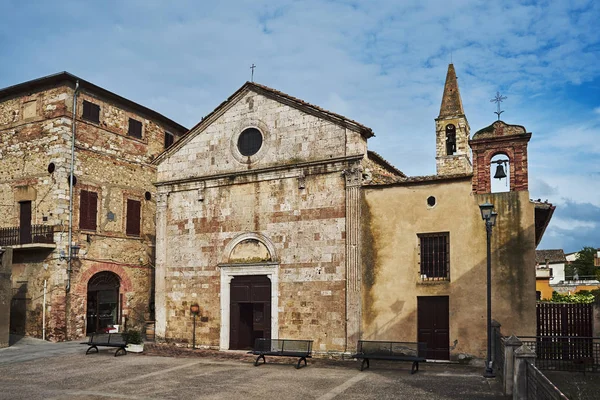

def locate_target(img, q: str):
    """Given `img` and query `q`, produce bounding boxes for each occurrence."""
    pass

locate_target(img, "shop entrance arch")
[86,271,120,334]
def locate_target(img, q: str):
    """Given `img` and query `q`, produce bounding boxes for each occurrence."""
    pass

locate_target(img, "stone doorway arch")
[86,271,121,334]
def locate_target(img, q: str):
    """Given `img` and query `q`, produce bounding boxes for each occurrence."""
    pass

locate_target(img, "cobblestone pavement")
[0,341,508,399]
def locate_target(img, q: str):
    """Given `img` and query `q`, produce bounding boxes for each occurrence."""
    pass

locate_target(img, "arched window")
[490,153,510,193]
[445,124,456,155]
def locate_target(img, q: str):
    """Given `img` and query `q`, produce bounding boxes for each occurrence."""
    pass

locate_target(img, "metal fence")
[525,361,569,400]
[0,225,54,246]
[537,303,593,337]
[520,336,600,373]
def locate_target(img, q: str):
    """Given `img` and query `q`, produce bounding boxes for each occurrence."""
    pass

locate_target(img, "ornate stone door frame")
[218,263,279,350]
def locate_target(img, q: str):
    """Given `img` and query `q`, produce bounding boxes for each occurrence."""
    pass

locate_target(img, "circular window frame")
[427,196,437,208]
[237,128,263,157]
[230,120,270,165]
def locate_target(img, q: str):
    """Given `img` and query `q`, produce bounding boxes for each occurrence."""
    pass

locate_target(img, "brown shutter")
[79,190,89,229]
[126,199,141,236]
[88,191,98,231]
[79,190,98,231]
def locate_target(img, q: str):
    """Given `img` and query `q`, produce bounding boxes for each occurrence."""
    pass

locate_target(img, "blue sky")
[1,0,598,253]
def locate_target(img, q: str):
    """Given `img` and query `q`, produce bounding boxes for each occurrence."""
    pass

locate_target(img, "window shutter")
[128,119,142,139]
[79,190,98,231]
[126,199,141,236]
[79,191,89,230]
[164,131,174,149]
[88,191,98,231]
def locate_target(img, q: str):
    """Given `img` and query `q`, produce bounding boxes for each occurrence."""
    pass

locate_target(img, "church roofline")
[0,71,188,133]
[367,150,406,178]
[153,81,374,165]
[364,172,472,188]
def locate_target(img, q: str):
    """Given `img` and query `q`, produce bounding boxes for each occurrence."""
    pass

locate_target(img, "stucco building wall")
[362,179,536,359]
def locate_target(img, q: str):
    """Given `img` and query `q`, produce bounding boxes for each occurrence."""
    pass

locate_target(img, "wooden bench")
[250,338,313,369]
[81,333,128,357]
[352,340,427,374]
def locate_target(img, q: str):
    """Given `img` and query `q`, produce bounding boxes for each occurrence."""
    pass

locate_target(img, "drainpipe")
[66,80,79,293]
[42,279,47,340]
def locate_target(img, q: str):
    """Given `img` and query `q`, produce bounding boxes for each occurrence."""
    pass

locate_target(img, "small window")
[536,291,542,301]
[79,190,98,231]
[164,131,174,149]
[128,118,143,139]
[418,232,449,281]
[427,196,436,207]
[446,124,456,155]
[126,199,141,236]
[82,101,100,123]
[237,128,262,156]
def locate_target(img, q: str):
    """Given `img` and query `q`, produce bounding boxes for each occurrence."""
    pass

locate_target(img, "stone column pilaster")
[343,162,362,352]
[155,191,169,340]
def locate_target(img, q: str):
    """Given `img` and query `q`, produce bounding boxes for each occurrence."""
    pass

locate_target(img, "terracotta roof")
[536,249,566,264]
[0,71,187,133]
[472,120,528,140]
[365,172,472,187]
[438,64,465,118]
[367,151,406,177]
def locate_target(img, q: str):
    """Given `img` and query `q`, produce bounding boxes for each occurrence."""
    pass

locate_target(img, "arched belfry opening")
[490,153,510,193]
[219,233,279,350]
[86,271,121,334]
[470,121,531,194]
[446,124,456,155]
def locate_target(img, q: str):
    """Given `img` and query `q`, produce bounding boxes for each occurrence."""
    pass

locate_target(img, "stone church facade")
[155,65,554,359]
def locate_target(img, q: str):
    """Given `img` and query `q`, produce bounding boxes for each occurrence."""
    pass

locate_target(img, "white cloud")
[0,0,599,250]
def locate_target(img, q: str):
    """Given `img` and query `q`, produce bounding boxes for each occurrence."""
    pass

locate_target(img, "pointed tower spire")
[435,64,472,175]
[438,64,465,118]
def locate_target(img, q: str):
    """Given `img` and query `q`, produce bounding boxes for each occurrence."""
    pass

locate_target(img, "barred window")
[418,232,449,281]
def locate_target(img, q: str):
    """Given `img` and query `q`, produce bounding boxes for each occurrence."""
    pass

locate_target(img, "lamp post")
[190,304,200,349]
[479,202,497,378]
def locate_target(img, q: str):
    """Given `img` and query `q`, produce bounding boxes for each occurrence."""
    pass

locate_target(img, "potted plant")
[124,328,144,353]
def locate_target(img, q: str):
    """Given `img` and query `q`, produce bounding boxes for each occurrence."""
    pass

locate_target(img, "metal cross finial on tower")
[490,91,507,120]
[250,64,256,82]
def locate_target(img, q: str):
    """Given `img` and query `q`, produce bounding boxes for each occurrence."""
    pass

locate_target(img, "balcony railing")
[0,225,55,246]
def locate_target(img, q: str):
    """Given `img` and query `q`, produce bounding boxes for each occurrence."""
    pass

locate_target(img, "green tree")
[565,246,598,280]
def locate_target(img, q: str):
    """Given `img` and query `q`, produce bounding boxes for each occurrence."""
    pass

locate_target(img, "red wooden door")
[417,296,450,360]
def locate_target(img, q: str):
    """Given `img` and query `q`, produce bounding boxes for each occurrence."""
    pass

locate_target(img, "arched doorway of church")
[86,271,121,334]
[229,275,271,350]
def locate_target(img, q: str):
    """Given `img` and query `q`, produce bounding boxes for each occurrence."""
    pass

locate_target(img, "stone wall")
[156,88,368,352]
[0,248,12,347]
[435,116,472,175]
[0,81,185,340]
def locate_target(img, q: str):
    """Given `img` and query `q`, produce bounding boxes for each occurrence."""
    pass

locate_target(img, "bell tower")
[435,64,472,175]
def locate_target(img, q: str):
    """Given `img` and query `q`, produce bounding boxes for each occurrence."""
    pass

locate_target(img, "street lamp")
[190,304,200,349]
[479,202,497,378]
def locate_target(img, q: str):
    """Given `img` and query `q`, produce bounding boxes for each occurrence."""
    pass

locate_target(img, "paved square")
[0,339,507,399]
